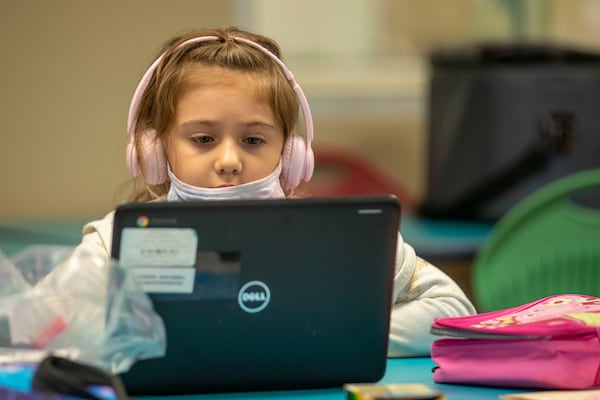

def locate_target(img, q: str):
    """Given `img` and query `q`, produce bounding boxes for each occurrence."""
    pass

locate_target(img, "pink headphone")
[126,35,315,193]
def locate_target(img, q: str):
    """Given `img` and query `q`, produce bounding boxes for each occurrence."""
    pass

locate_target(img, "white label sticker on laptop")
[130,267,195,294]
[120,227,198,267]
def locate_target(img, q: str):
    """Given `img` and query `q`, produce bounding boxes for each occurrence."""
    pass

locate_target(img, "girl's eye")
[243,137,266,145]
[191,136,213,144]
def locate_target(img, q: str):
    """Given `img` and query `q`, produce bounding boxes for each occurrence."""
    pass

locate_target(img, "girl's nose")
[214,140,243,174]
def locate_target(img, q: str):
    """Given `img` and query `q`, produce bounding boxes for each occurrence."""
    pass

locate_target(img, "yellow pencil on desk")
[344,383,445,400]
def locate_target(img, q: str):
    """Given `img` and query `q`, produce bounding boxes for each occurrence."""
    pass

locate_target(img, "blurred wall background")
[1,0,599,220]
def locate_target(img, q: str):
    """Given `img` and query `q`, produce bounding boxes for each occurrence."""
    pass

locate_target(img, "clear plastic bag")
[0,245,166,375]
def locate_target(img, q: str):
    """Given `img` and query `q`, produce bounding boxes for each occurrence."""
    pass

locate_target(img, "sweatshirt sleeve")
[388,232,477,357]
[76,210,115,260]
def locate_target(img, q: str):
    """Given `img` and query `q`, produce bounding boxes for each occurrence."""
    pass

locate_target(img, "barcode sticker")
[120,227,198,267]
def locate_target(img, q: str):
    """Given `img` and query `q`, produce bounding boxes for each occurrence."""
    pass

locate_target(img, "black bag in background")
[419,43,600,221]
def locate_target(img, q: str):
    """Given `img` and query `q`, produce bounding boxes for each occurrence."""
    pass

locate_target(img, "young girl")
[74,26,475,357]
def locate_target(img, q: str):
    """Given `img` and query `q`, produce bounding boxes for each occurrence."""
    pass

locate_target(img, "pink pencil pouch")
[430,294,600,389]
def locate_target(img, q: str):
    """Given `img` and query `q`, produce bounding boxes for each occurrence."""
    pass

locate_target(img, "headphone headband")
[127,35,313,150]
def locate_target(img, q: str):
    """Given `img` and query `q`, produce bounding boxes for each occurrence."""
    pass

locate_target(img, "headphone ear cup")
[304,144,315,182]
[126,129,167,185]
[126,140,142,177]
[281,134,311,192]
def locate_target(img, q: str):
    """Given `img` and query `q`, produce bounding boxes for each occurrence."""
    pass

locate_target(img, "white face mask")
[167,162,285,201]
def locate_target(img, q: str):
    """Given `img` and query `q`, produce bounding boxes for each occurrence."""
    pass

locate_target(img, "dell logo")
[242,292,267,302]
[238,280,270,313]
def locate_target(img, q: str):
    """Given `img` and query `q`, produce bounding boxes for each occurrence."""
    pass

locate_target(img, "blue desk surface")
[137,357,528,400]
[400,215,494,259]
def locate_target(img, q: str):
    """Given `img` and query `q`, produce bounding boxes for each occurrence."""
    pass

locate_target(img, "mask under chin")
[166,162,285,201]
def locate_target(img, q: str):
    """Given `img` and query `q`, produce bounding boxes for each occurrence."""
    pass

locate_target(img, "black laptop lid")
[110,196,400,395]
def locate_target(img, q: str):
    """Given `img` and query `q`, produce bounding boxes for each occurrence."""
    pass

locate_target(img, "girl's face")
[166,66,285,188]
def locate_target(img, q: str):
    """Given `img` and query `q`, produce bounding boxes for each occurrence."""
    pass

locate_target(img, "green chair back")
[473,169,600,312]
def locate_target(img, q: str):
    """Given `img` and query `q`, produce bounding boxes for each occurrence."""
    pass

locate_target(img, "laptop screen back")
[110,196,400,395]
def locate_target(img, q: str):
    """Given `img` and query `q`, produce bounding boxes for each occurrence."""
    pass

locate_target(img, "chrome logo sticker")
[238,280,270,313]
[136,215,150,227]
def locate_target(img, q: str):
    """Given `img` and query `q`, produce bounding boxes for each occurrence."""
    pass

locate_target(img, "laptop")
[110,195,400,395]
